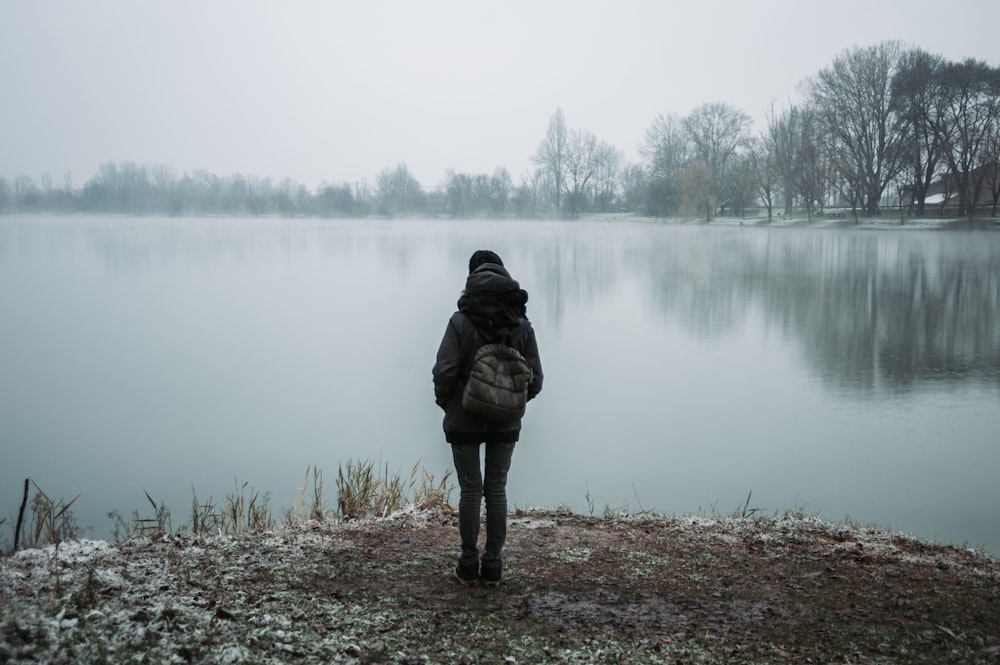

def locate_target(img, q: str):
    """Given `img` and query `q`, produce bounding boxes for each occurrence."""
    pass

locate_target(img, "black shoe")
[480,564,501,587]
[455,561,479,586]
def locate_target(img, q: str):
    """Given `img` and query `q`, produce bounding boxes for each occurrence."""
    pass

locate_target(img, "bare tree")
[315,182,356,218]
[640,113,691,216]
[592,143,623,213]
[795,107,831,219]
[641,113,690,177]
[442,168,511,218]
[533,108,569,215]
[444,171,474,218]
[682,102,752,220]
[807,42,910,217]
[488,167,512,217]
[375,163,424,216]
[512,170,546,218]
[892,49,948,217]
[768,104,801,215]
[14,175,38,209]
[986,121,1000,216]
[747,136,777,221]
[725,153,758,218]
[934,58,1000,217]
[618,164,647,214]
[564,128,600,216]
[768,104,832,220]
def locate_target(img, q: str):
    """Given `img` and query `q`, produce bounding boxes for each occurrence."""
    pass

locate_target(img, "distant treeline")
[2,41,998,221]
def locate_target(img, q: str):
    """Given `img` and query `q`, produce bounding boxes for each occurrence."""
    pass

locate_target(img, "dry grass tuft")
[336,458,453,519]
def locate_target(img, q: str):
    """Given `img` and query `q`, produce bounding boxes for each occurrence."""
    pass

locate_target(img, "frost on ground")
[2,508,999,664]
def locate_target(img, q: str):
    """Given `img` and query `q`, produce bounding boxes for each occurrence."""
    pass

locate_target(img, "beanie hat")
[468,249,504,274]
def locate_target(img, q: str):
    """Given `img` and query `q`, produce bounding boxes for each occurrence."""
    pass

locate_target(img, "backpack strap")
[468,319,519,346]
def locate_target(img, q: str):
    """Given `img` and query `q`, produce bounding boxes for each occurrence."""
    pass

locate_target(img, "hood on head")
[465,262,517,294]
[458,263,529,333]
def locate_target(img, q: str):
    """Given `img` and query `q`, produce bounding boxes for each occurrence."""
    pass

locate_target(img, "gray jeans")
[450,441,515,567]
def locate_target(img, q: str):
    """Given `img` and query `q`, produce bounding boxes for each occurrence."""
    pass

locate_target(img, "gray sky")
[2,0,998,191]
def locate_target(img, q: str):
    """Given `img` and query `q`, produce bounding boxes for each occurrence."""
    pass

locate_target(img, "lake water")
[1,216,998,553]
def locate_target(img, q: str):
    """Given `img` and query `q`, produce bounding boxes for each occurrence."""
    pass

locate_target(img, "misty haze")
[2,0,1000,556]
[6,2,1000,661]
[1,215,997,553]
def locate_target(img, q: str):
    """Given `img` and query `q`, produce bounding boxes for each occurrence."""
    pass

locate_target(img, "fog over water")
[1,216,998,553]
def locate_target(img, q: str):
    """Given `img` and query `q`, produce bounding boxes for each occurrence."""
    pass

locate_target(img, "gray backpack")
[462,329,533,422]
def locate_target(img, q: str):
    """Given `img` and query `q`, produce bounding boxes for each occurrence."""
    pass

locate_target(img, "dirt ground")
[2,507,999,664]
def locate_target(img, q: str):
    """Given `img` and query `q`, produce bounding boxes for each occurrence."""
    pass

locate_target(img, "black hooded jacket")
[432,263,543,443]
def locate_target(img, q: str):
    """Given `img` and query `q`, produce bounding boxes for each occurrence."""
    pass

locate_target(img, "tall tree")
[934,58,1000,217]
[592,143,623,213]
[795,108,831,218]
[14,175,38,210]
[315,182,356,218]
[807,41,909,216]
[682,102,752,220]
[768,104,801,215]
[619,164,647,213]
[640,113,690,216]
[533,108,569,215]
[768,104,831,219]
[747,135,777,221]
[641,113,690,178]
[375,163,424,216]
[512,169,547,218]
[444,171,475,218]
[985,120,1000,216]
[488,167,512,217]
[892,49,948,216]
[725,153,758,218]
[564,128,600,216]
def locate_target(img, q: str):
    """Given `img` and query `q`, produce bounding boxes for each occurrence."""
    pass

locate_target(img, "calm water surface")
[1,216,998,553]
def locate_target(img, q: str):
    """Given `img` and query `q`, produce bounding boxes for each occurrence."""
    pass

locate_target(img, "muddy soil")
[2,508,999,663]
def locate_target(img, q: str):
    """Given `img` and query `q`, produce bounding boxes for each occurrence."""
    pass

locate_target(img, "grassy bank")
[2,504,998,664]
[3,460,453,551]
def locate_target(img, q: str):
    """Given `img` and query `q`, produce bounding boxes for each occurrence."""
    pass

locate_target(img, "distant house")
[903,161,1000,216]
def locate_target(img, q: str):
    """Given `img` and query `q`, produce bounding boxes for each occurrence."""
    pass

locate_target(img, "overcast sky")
[2,0,998,191]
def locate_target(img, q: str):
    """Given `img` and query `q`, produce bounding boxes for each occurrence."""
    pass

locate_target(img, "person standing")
[433,250,543,586]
